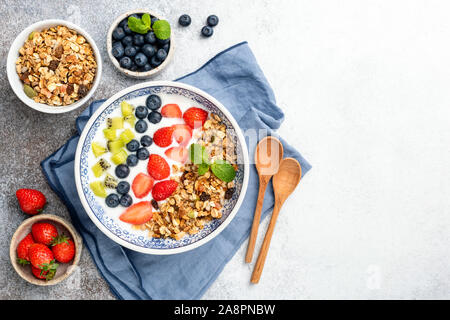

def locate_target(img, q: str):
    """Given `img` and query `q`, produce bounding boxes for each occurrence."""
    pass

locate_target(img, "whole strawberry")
[51,234,75,263]
[16,233,35,265]
[28,243,58,280]
[147,154,170,180]
[32,222,58,246]
[31,265,49,280]
[16,189,46,215]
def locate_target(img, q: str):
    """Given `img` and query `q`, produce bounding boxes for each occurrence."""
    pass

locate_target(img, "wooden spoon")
[251,158,302,283]
[245,136,283,263]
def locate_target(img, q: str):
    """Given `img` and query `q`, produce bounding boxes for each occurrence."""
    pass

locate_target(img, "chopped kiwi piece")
[90,181,107,198]
[91,142,107,157]
[107,117,124,129]
[104,174,119,189]
[92,158,110,178]
[103,128,117,141]
[124,114,136,127]
[111,149,128,165]
[120,129,135,144]
[121,101,135,117]
[107,139,124,154]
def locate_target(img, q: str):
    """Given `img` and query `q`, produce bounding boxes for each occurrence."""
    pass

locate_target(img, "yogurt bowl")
[74,81,249,255]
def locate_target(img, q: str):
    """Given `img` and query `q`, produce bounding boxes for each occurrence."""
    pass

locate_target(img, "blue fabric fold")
[41,42,311,300]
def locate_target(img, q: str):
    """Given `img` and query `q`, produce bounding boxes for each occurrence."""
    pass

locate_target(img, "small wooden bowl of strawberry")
[9,214,82,286]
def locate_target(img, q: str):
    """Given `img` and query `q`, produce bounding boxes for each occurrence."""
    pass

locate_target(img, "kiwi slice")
[111,149,128,165]
[106,117,124,130]
[121,101,135,117]
[104,174,119,189]
[92,142,107,157]
[120,129,135,144]
[124,114,136,127]
[90,181,107,198]
[103,128,117,141]
[92,158,110,178]
[107,139,124,154]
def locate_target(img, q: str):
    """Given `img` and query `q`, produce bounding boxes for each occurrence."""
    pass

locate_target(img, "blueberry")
[135,105,148,119]
[201,26,213,37]
[151,17,159,26]
[123,23,132,35]
[121,35,133,47]
[179,14,191,27]
[162,43,170,52]
[146,94,161,110]
[150,55,162,67]
[112,27,125,40]
[140,135,153,147]
[156,49,167,61]
[135,119,148,133]
[119,56,132,69]
[105,194,120,208]
[126,139,140,152]
[207,15,219,27]
[134,52,148,67]
[137,147,150,160]
[144,32,157,44]
[129,62,138,71]
[147,111,162,124]
[142,63,152,72]
[142,44,156,57]
[126,154,139,167]
[157,37,170,45]
[124,45,137,57]
[119,19,128,28]
[115,164,130,178]
[112,42,124,58]
[133,34,145,47]
[119,194,133,207]
[116,181,130,195]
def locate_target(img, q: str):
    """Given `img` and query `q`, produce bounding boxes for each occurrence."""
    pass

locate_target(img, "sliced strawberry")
[152,180,178,201]
[132,173,154,198]
[153,126,174,148]
[147,154,170,180]
[172,124,192,146]
[119,201,153,225]
[183,107,208,129]
[165,147,188,163]
[161,104,182,118]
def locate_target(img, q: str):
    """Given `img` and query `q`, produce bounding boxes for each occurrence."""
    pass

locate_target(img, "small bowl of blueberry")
[107,9,173,78]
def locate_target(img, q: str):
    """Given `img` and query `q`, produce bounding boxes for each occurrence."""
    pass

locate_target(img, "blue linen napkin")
[41,42,311,300]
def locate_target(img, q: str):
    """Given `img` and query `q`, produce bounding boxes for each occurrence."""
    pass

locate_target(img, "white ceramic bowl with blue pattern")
[74,81,249,255]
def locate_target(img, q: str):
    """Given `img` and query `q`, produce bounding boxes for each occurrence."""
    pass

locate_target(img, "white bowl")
[74,81,249,255]
[107,9,174,79]
[6,19,102,114]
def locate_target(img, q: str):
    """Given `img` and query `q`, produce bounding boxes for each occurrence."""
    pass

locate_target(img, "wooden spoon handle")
[245,178,269,263]
[251,200,282,283]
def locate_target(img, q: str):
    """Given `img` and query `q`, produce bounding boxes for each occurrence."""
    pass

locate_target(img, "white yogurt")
[87,93,205,232]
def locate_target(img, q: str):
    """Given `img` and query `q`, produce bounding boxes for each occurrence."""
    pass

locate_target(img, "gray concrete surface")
[2,0,450,300]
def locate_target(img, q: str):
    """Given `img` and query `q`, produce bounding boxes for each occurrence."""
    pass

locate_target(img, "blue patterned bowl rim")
[74,81,249,255]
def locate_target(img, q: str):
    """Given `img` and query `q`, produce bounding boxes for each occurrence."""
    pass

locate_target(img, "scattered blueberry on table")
[201,26,214,37]
[207,15,219,27]
[111,13,171,72]
[179,14,191,26]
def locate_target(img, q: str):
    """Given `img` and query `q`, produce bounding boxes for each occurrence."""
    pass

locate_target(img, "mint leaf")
[142,13,151,29]
[128,16,150,34]
[189,143,208,165]
[211,160,236,182]
[198,163,210,175]
[153,20,171,40]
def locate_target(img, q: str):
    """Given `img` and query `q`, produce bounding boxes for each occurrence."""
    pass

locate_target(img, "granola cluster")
[16,25,97,106]
[133,114,238,240]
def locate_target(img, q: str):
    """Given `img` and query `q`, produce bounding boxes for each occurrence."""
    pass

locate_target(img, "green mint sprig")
[189,143,236,182]
[127,14,171,40]
[128,13,152,34]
